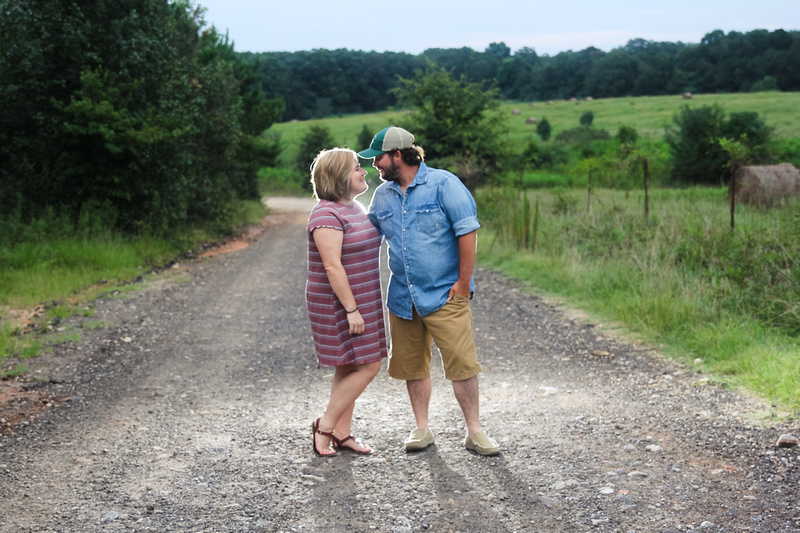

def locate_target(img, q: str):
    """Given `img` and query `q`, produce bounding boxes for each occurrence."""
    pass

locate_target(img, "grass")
[269,92,800,166]
[476,186,800,413]
[0,198,269,369]
[0,235,182,316]
[500,91,800,141]
[265,92,800,198]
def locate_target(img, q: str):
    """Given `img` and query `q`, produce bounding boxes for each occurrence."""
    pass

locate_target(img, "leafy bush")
[725,111,773,162]
[296,126,336,192]
[769,138,800,167]
[0,0,282,235]
[537,143,571,169]
[665,104,773,185]
[615,125,639,146]
[357,125,374,152]
[536,118,552,141]
[391,61,506,189]
[750,76,780,92]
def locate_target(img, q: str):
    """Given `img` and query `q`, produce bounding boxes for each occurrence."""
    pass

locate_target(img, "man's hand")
[448,280,471,300]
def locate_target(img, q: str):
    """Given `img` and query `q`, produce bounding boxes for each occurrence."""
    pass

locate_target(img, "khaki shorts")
[388,294,482,381]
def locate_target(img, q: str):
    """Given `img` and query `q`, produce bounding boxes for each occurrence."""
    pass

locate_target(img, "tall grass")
[476,186,800,412]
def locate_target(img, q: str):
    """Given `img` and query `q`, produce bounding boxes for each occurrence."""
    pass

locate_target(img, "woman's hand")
[347,310,365,335]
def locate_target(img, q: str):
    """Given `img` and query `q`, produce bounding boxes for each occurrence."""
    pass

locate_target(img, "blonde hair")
[310,148,356,202]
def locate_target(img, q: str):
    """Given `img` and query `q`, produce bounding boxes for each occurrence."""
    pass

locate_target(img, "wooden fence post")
[729,167,737,231]
[642,157,650,220]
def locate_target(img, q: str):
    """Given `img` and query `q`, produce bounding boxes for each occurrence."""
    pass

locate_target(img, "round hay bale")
[732,164,800,207]
[525,117,538,124]
[512,109,521,115]
[682,92,693,99]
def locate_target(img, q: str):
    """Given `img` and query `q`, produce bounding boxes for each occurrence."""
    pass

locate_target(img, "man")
[359,126,500,456]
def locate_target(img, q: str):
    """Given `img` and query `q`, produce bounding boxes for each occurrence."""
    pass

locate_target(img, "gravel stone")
[0,201,798,532]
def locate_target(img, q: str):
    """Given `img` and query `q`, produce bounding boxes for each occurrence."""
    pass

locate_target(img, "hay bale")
[733,164,800,207]
[529,102,538,107]
[546,100,554,105]
[682,92,692,99]
[525,117,538,124]
[585,96,593,101]
[512,109,521,115]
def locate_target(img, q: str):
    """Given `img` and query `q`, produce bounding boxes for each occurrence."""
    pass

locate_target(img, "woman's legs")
[316,361,380,452]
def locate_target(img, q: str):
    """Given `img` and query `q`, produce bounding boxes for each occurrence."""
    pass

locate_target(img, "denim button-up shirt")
[368,162,480,319]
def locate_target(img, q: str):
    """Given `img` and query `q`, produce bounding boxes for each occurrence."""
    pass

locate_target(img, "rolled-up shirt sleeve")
[441,178,481,237]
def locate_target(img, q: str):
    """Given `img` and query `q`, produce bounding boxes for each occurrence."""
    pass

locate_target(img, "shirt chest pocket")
[415,203,445,233]
[375,210,395,234]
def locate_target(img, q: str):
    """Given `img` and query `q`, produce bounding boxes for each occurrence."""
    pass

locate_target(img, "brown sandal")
[312,418,337,457]
[333,435,373,455]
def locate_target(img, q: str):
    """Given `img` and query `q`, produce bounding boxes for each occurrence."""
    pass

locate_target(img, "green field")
[499,91,800,140]
[271,91,800,165]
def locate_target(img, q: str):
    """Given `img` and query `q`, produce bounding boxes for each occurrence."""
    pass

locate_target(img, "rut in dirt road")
[0,202,798,533]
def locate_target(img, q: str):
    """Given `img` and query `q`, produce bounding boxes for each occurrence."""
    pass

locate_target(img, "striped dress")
[306,200,388,367]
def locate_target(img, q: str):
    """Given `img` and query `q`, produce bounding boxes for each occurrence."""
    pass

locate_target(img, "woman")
[306,148,387,456]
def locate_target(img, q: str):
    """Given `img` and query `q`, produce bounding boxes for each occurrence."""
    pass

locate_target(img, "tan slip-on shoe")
[404,428,434,451]
[465,430,501,456]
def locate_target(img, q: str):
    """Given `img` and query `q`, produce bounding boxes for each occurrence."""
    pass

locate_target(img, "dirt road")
[0,198,797,532]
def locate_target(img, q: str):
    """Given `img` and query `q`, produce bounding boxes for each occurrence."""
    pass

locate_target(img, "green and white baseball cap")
[357,126,415,158]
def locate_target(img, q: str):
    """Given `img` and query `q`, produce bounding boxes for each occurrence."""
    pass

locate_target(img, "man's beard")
[380,160,400,182]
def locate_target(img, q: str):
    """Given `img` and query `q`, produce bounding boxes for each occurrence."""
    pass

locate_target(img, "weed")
[1,364,27,380]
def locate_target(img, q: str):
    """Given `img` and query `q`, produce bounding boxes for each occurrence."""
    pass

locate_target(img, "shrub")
[615,125,639,146]
[536,118,552,141]
[769,138,800,167]
[750,76,779,92]
[665,104,773,185]
[296,125,336,191]
[357,124,374,152]
[391,62,506,190]
[0,0,282,235]
[537,143,571,169]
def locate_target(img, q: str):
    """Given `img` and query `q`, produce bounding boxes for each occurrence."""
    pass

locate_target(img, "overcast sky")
[195,0,799,56]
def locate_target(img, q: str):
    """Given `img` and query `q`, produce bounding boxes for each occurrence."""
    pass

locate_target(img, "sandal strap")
[336,435,355,446]
[316,427,336,439]
[313,418,336,439]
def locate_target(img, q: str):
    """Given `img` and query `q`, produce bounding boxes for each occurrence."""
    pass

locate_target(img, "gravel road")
[0,198,798,532]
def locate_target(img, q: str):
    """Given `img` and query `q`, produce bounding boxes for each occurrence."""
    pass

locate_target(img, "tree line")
[244,29,800,121]
[0,0,282,238]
